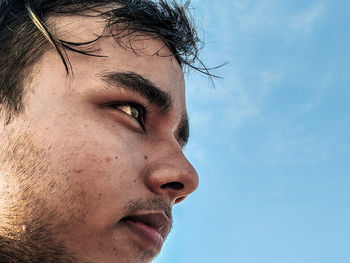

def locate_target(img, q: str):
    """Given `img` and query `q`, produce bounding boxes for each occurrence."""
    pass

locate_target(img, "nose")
[143,146,199,205]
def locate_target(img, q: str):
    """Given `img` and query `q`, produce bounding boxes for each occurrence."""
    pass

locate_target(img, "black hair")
[0,0,213,124]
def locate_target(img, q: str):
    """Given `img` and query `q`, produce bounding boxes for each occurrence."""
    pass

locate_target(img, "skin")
[0,13,198,263]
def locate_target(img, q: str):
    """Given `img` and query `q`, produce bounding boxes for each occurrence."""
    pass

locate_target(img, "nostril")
[175,196,186,204]
[161,182,184,190]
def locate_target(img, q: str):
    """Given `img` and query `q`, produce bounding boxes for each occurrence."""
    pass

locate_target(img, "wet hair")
[0,0,211,124]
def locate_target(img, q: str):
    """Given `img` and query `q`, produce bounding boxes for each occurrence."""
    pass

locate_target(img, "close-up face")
[0,13,198,263]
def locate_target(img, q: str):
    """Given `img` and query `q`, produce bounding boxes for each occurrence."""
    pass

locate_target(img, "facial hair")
[0,225,76,263]
[0,130,173,263]
[0,131,77,263]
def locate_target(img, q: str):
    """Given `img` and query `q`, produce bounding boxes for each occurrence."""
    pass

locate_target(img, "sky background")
[154,0,350,262]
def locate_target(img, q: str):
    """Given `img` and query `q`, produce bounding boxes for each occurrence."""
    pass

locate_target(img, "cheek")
[47,133,143,218]
[31,111,150,222]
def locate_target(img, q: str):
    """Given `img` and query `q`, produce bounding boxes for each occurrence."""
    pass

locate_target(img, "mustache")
[124,197,172,219]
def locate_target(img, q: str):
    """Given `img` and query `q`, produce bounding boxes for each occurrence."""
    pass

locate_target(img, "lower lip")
[123,220,164,250]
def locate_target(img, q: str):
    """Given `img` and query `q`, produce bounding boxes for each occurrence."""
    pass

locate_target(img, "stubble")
[0,130,77,263]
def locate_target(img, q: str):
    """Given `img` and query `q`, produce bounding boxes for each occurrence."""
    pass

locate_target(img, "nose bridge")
[143,138,199,205]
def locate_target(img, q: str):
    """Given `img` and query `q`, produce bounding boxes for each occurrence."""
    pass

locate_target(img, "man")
[0,0,210,262]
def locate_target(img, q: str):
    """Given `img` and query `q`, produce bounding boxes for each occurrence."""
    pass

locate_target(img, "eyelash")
[106,101,149,131]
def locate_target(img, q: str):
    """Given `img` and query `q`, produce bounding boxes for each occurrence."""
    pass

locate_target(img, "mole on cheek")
[144,155,148,160]
[73,168,84,174]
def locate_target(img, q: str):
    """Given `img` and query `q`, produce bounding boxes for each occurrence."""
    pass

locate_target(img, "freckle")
[98,193,103,199]
[144,155,148,160]
[134,179,136,183]
[115,156,118,159]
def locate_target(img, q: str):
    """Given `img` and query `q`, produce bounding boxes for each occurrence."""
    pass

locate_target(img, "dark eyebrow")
[100,71,190,147]
[101,71,172,113]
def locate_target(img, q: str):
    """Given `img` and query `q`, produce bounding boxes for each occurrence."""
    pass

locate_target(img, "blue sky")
[154,0,350,262]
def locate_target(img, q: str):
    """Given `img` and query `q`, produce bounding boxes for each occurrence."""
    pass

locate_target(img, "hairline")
[17,10,179,109]
[0,0,207,125]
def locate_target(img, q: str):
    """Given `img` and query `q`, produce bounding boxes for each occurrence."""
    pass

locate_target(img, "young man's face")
[0,14,198,263]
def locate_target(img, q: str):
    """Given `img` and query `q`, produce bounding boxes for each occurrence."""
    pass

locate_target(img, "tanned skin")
[0,12,198,263]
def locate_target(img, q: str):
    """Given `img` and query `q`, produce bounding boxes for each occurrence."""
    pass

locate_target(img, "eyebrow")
[100,71,190,147]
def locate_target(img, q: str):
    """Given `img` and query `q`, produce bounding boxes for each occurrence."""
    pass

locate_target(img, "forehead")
[22,13,188,137]
[43,12,185,97]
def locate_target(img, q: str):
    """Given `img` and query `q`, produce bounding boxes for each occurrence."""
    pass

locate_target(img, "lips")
[121,212,172,249]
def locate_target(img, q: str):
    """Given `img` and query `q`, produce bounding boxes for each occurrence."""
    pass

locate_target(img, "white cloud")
[290,3,325,34]
[186,0,328,163]
[297,72,330,114]
[259,126,333,166]
[232,0,283,35]
[193,0,326,39]
[187,68,283,134]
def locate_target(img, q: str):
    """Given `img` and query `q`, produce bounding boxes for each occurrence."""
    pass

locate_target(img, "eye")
[108,102,147,131]
[118,105,141,119]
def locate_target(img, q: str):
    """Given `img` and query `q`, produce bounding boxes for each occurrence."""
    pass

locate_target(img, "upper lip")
[122,212,172,239]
